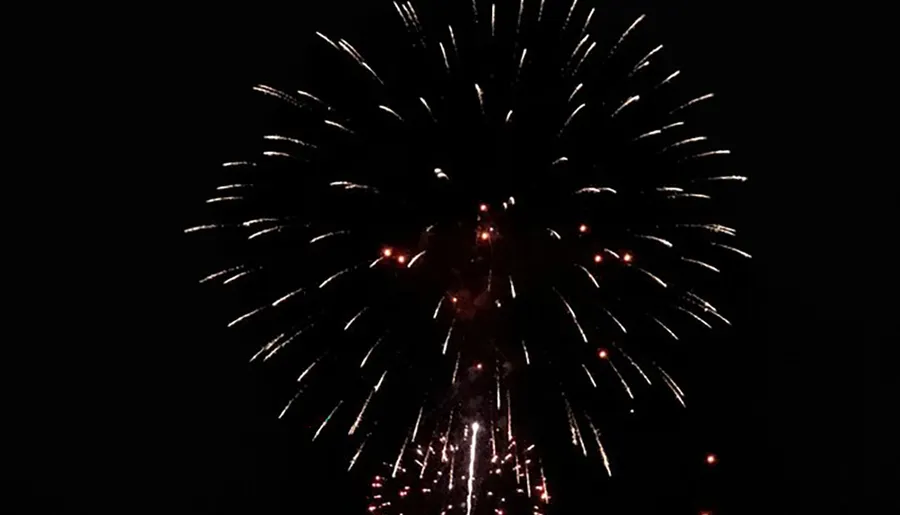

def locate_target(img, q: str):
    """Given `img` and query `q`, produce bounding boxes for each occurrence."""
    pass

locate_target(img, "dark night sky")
[15,2,883,514]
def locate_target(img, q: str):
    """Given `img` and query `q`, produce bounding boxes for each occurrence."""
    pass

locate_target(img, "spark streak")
[348,435,369,470]
[249,225,287,240]
[681,257,721,273]
[199,265,245,284]
[263,135,316,148]
[587,418,612,476]
[656,70,681,87]
[609,14,646,58]
[419,97,435,121]
[555,289,588,343]
[662,136,708,153]
[433,297,445,319]
[475,83,485,114]
[602,307,627,333]
[184,224,227,233]
[206,196,242,203]
[679,150,731,161]
[563,0,579,31]
[636,267,668,288]
[676,305,712,328]
[310,230,350,244]
[349,370,387,435]
[712,242,752,258]
[360,335,385,368]
[466,422,480,515]
[576,264,599,288]
[635,234,673,247]
[568,83,583,103]
[442,319,456,354]
[318,265,356,288]
[611,95,640,118]
[344,307,369,331]
[670,93,715,115]
[521,340,530,365]
[559,103,586,135]
[227,305,266,327]
[278,390,302,419]
[650,316,679,340]
[411,405,424,442]
[607,359,634,399]
[392,436,409,478]
[312,400,343,441]
[575,186,617,194]
[407,250,426,267]
[582,364,597,387]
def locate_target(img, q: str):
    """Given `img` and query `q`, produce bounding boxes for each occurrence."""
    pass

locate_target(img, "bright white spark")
[223,268,255,284]
[538,0,546,22]
[517,0,524,32]
[569,35,590,63]
[330,181,379,193]
[407,250,426,267]
[433,297,445,319]
[448,25,458,55]
[712,242,752,258]
[451,352,461,385]
[248,225,288,240]
[434,167,449,179]
[608,359,634,399]
[206,196,242,204]
[582,364,597,387]
[491,4,496,36]
[263,323,314,361]
[184,224,225,233]
[700,175,748,182]
[707,309,732,326]
[548,228,561,240]
[505,110,513,123]
[419,97,436,122]
[297,357,320,383]
[475,83,485,114]
[393,1,410,28]
[656,186,684,192]
[470,0,478,19]
[348,436,369,470]
[442,319,455,355]
[508,276,517,299]
[670,93,715,115]
[636,267,668,288]
[227,305,266,328]
[466,422,480,515]
[250,333,283,363]
[315,31,340,50]
[656,70,681,88]
[650,316,679,340]
[563,0,579,30]
[572,42,596,75]
[253,84,302,108]
[617,346,652,385]
[681,257,720,273]
[635,44,663,69]
[658,366,686,397]
[392,436,408,478]
[552,156,569,165]
[310,230,350,244]
[662,136,708,153]
[411,405,424,442]
[686,291,717,312]
[560,103,586,135]
[262,151,296,159]
[568,83,583,103]
[517,48,528,75]
[579,8,595,38]
[603,248,620,259]
[348,370,387,435]
[222,161,256,168]
[555,289,588,343]
[587,419,612,476]
[609,14,646,58]
[611,95,640,118]
[676,305,712,328]
[602,307,627,334]
[295,90,329,108]
[575,186,617,194]
[324,119,354,133]
[439,42,450,73]
[344,307,369,331]
[359,335,384,368]
[242,218,280,227]
[576,264,599,288]
[675,223,736,235]
[635,234,673,247]
[319,266,353,288]
[496,374,502,408]
[663,375,687,407]
[634,121,684,140]
[521,340,530,365]
[263,135,316,148]
[312,401,343,441]
[278,390,302,419]
[216,183,251,191]
[680,150,731,162]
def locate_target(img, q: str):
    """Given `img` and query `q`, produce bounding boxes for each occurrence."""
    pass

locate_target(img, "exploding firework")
[187,0,748,490]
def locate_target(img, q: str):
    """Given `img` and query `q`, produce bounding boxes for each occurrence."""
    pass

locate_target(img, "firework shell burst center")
[187,0,748,511]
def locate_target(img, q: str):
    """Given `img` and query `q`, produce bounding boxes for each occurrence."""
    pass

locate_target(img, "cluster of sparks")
[187,0,745,511]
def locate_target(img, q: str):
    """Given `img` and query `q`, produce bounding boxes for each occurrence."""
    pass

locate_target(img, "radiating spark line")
[248,225,288,240]
[419,97,435,121]
[582,364,597,387]
[419,443,432,478]
[517,0,524,33]
[448,25,458,55]
[222,161,256,168]
[223,268,256,284]
[360,335,385,368]
[699,175,748,182]
[662,136,708,153]
[496,373,502,408]
[611,95,640,118]
[344,307,369,331]
[603,248,620,259]
[297,357,320,383]
[411,405,424,442]
[264,322,315,361]
[393,1,410,28]
[406,2,422,32]
[521,340,530,365]
[250,333,283,363]
[475,83,485,114]
[439,42,450,73]
[242,218,280,227]
[263,135,316,148]
[295,90,329,108]
[607,359,634,399]
[552,156,569,165]
[448,452,455,490]
[636,267,668,288]
[185,224,229,233]
[656,186,684,192]
[662,375,686,407]
[547,228,561,240]
[579,8,595,38]
[681,257,720,273]
[563,0,579,31]
[614,345,651,385]
[319,265,355,288]
[470,0,478,19]
[348,435,369,470]
[602,307,627,333]
[680,150,731,162]
[216,183,251,191]
[676,305,712,328]
[392,436,408,478]
[349,370,387,435]
[568,83,583,103]
[674,223,737,235]
[508,275,517,298]
[650,316,679,340]
[707,309,732,325]
[670,93,714,115]
[491,4,496,37]
[571,42,596,75]
[576,264,599,288]
[712,242,752,258]
[310,230,350,244]
[655,70,681,89]
[252,84,302,108]
[609,14,646,58]
[312,401,343,441]
[657,366,685,397]
[330,181,379,193]
[569,35,591,63]
[635,44,663,69]
[634,121,685,140]
[262,151,299,160]
[442,319,456,354]
[505,109,513,123]
[586,418,612,476]
[324,119,354,133]
[407,250,426,267]
[433,297,445,319]
[554,289,588,343]
[206,196,242,203]
[451,352,460,385]
[466,422,480,515]
[378,105,405,122]
[315,31,340,50]
[538,0,546,22]
[635,234,673,247]
[517,48,528,76]
[278,389,302,419]
[228,305,266,328]
[575,186,617,194]
[368,256,384,268]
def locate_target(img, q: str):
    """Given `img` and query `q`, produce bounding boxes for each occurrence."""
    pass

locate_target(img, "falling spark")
[680,150,731,162]
[582,364,597,387]
[676,305,712,328]
[521,340,530,365]
[548,228,562,240]
[670,93,715,115]
[699,175,748,182]
[538,0,546,22]
[587,418,612,476]
[407,250,426,267]
[451,352,461,385]
[319,265,355,288]
[253,84,303,109]
[569,35,590,64]
[434,167,449,179]
[263,135,316,148]
[242,218,281,226]
[634,121,684,140]
[377,105,405,122]
[348,435,369,471]
[496,373,502,408]
[411,405,424,442]
[681,257,721,273]
[575,186,617,194]
[707,309,732,325]
[475,83,485,114]
[555,289,588,343]
[312,400,343,441]
[344,307,369,331]
[324,119,354,133]
[223,268,256,284]
[392,436,409,478]
[184,224,226,233]
[466,422,480,515]
[491,4,496,37]
[657,366,686,398]
[295,90,329,108]
[505,109,513,123]
[552,156,569,165]
[227,305,266,328]
[662,136,708,153]
[712,242,752,258]
[663,374,686,407]
[419,97,436,122]
[517,0,524,33]
[439,42,450,73]
[448,25,458,55]
[571,42,596,75]
[602,307,627,334]
[674,223,736,235]
[657,70,680,86]
[249,225,287,240]
[609,14,646,58]
[360,335,385,369]
[615,345,652,385]
[297,357,321,383]
[650,316,679,340]
[576,264,599,288]
[216,183,251,191]
[470,0,478,19]
[636,267,668,288]
[200,266,245,284]
[579,8,595,38]
[568,83,583,103]
[262,151,297,160]
[206,196,242,203]
[222,161,256,168]
[607,359,634,399]
[330,181,379,193]
[656,186,684,192]
[263,322,315,361]
[603,248,620,259]
[611,95,640,118]
[310,230,350,244]
[349,370,387,435]
[563,0,579,31]
[635,234,673,247]
[517,48,528,76]
[635,44,663,69]
[278,389,302,419]
[315,31,340,50]
[394,1,410,28]
[433,297,445,319]
[442,319,456,354]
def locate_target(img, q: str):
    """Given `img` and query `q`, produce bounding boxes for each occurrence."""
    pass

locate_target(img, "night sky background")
[14,2,883,514]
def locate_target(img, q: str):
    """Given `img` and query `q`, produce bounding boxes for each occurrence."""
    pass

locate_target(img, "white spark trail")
[348,436,369,470]
[576,264,599,288]
[608,359,634,399]
[407,250,426,267]
[634,121,684,141]
[658,366,686,397]
[670,93,714,115]
[348,370,387,435]
[676,305,712,328]
[319,265,355,288]
[344,307,368,331]
[712,242,752,258]
[568,83,583,103]
[582,364,597,387]
[411,405,424,442]
[442,319,456,354]
[451,352,461,385]
[433,297,445,319]
[249,225,287,240]
[680,150,731,162]
[184,224,226,233]
[650,316,679,340]
[312,401,343,441]
[587,418,612,476]
[636,267,668,288]
[216,183,251,190]
[297,357,321,383]
[699,175,748,182]
[662,136,708,153]
[262,151,298,160]
[392,436,409,478]
[509,275,517,298]
[571,42,596,75]
[448,26,458,55]
[263,135,317,148]
[250,333,283,363]
[521,340,530,365]
[505,109,513,123]
[206,196,242,204]
[635,44,663,69]
[242,218,280,226]
[222,161,256,168]
[263,322,315,362]
[707,309,732,326]
[360,335,385,368]
[491,4,496,37]
[538,0,546,22]
[295,90,329,109]
[475,83,485,114]
[440,42,450,73]
[547,228,561,240]
[575,186,617,194]
[517,0,524,33]
[569,35,590,63]
[579,8,595,38]
[559,103,586,135]
[563,0,579,31]
[223,268,256,284]
[681,257,720,273]
[330,181,379,193]
[635,234,673,247]
[686,291,717,312]
[278,390,302,419]
[552,156,569,165]
[675,223,736,235]
[466,423,480,515]
[656,186,684,192]
[315,31,340,51]
[310,230,350,244]
[663,375,687,407]
[554,289,588,343]
[252,84,302,108]
[609,14,646,58]
[517,48,528,76]
[377,105,405,122]
[611,95,640,118]
[603,248,620,259]
[419,97,436,121]
[656,70,681,88]
[324,119,354,134]
[615,345,652,385]
[227,305,266,328]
